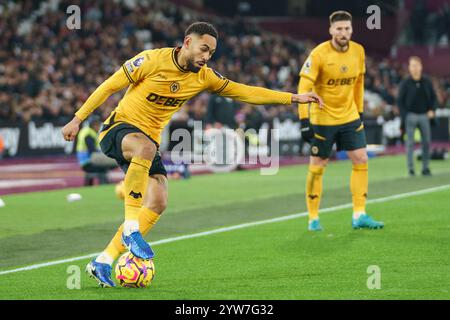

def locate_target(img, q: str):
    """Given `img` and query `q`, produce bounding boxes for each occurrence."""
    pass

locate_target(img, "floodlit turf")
[0,155,449,299]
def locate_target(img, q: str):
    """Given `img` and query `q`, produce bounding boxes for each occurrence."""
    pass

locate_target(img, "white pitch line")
[0,184,449,276]
[0,179,66,189]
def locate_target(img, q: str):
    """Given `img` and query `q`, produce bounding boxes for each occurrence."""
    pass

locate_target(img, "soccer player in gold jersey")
[62,22,322,287]
[297,11,384,232]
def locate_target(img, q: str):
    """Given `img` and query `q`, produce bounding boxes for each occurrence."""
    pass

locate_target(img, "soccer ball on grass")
[115,252,155,288]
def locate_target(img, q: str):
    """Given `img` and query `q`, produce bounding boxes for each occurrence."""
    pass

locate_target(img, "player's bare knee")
[352,154,368,165]
[122,133,156,161]
[320,159,329,167]
[361,155,368,164]
[310,157,328,167]
[136,143,156,160]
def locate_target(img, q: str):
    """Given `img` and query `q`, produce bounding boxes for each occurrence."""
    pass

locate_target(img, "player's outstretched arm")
[61,68,130,141]
[214,80,323,107]
[292,92,323,106]
[61,115,82,142]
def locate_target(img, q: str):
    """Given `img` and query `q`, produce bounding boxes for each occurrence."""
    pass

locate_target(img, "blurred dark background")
[0,0,449,159]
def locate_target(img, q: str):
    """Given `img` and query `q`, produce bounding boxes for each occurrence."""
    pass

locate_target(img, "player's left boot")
[308,219,323,231]
[86,260,116,287]
[352,214,384,230]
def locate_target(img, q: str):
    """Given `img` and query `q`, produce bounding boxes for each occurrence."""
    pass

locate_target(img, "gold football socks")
[306,165,325,221]
[351,163,368,218]
[123,157,151,235]
[98,208,161,264]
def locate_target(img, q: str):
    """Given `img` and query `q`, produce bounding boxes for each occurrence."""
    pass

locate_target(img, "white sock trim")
[95,252,114,265]
[353,212,366,219]
[123,220,139,236]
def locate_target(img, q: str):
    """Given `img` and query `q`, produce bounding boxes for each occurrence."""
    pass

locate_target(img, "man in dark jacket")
[397,56,439,176]
[205,94,239,130]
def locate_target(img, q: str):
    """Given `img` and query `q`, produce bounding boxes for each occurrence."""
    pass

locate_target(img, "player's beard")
[186,57,201,73]
[336,36,349,49]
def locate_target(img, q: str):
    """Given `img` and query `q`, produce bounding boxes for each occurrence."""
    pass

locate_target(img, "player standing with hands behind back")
[298,11,384,231]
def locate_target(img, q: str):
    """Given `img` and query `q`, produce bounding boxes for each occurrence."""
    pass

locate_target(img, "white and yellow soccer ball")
[115,252,155,288]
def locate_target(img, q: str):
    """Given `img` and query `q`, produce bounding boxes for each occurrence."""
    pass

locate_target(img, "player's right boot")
[86,260,116,287]
[122,231,154,259]
[352,214,384,229]
[308,219,323,231]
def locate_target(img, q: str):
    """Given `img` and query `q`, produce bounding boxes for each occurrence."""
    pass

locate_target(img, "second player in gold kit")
[297,11,384,232]
[62,22,322,287]
[298,39,365,126]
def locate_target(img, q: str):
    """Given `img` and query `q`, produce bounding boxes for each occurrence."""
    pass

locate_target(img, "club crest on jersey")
[170,82,180,93]
[133,57,144,67]
[340,65,349,73]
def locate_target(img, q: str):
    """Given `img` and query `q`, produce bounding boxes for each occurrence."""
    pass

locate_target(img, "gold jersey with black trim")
[298,40,365,126]
[75,47,292,144]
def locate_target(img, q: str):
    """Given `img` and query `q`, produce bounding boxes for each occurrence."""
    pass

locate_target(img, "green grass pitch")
[0,155,449,299]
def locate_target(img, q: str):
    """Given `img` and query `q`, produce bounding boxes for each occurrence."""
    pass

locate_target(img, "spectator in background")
[206,94,240,129]
[237,104,265,131]
[76,115,117,185]
[187,94,208,123]
[409,0,428,44]
[397,56,439,177]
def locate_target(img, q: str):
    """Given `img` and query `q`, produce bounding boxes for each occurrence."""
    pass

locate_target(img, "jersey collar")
[172,47,190,73]
[329,40,350,53]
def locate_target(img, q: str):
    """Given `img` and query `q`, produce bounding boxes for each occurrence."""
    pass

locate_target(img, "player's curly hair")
[329,10,352,25]
[185,22,218,40]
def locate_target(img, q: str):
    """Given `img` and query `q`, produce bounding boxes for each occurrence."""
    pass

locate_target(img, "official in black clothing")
[206,94,239,129]
[397,56,438,176]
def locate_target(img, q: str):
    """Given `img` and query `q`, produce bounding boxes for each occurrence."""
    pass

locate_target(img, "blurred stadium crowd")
[403,0,450,45]
[0,0,449,133]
